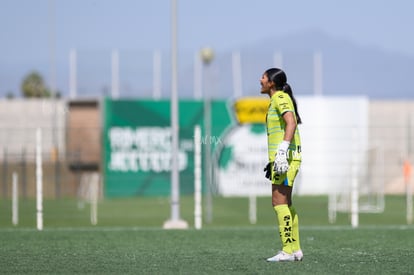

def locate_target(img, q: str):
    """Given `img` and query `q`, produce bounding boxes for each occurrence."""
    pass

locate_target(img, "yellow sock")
[273,204,293,254]
[289,205,301,252]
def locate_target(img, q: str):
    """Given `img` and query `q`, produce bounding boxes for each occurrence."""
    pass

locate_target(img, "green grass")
[1,227,413,274]
[0,195,413,274]
[0,195,411,228]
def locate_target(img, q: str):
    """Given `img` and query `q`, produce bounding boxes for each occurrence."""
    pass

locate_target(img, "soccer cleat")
[293,250,303,261]
[266,251,295,262]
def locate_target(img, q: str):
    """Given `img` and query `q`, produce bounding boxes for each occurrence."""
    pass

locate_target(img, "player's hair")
[265,68,302,124]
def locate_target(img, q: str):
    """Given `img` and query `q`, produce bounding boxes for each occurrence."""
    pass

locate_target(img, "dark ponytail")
[265,68,302,124]
[282,83,302,124]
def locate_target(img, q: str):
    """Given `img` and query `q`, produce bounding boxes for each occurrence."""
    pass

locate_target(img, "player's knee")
[272,197,288,206]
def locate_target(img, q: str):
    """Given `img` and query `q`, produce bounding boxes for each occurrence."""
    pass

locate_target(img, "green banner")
[103,98,232,197]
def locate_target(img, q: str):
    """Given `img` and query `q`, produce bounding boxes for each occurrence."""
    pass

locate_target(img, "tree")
[21,71,51,98]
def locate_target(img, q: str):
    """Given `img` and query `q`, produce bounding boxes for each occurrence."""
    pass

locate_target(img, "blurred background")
[0,0,413,228]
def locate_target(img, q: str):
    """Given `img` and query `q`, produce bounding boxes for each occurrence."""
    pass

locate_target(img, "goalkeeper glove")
[273,140,290,174]
[264,162,272,180]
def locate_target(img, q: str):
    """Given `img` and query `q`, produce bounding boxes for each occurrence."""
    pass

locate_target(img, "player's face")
[260,73,272,94]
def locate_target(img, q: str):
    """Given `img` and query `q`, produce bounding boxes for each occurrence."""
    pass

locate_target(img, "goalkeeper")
[260,68,303,262]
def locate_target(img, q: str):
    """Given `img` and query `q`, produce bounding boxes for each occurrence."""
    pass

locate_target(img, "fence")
[67,49,324,99]
[0,98,413,229]
[1,98,413,198]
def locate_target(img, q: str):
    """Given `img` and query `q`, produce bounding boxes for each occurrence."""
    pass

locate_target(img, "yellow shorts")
[271,160,301,187]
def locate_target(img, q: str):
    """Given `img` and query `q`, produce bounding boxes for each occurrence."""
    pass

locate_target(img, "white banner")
[214,96,369,196]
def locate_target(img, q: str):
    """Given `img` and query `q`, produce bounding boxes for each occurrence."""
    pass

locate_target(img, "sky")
[1,0,414,97]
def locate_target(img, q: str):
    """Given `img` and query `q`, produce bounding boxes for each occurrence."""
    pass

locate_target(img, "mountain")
[181,29,414,100]
[270,29,414,99]
[3,30,414,100]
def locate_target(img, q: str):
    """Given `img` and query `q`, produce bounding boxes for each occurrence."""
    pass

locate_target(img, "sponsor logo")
[108,126,191,172]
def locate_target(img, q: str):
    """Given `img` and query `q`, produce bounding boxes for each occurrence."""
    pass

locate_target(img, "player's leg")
[267,160,303,262]
[289,205,303,261]
[267,180,295,262]
[288,160,303,261]
[272,183,294,254]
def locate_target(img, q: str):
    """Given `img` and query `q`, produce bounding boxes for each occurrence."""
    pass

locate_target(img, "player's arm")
[276,93,296,143]
[282,111,296,143]
[273,110,296,174]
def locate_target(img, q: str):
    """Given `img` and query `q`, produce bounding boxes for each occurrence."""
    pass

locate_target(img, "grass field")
[1,195,413,274]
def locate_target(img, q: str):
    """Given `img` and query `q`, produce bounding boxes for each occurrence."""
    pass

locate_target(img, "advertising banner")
[103,98,273,198]
[214,97,271,197]
[103,96,368,197]
[103,99,206,197]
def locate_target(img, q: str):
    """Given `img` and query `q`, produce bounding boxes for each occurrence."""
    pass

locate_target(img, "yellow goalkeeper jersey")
[266,91,301,162]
